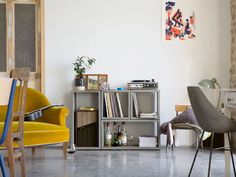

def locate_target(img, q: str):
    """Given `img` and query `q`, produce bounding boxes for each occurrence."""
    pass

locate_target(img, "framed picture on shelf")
[87,75,99,90]
[98,74,108,90]
[82,74,108,90]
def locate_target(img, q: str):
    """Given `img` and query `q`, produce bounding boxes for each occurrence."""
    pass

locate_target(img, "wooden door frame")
[0,0,45,93]
[38,0,45,93]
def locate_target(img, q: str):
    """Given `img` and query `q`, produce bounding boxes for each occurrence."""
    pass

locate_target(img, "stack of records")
[139,112,157,119]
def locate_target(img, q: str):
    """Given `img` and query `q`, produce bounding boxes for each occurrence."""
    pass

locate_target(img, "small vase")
[75,75,85,90]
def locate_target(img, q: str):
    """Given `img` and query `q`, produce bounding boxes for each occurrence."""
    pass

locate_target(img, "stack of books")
[104,92,124,118]
[139,112,157,119]
[139,136,157,147]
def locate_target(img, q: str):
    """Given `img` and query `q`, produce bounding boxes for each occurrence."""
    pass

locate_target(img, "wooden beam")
[39,0,45,93]
[6,0,15,73]
[14,0,36,4]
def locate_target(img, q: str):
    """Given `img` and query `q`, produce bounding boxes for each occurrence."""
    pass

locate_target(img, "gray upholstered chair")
[187,86,236,177]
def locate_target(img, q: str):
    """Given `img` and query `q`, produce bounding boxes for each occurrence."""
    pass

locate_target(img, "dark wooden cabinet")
[76,122,98,147]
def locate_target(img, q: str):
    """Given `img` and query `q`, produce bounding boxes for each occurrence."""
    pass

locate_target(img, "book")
[110,93,116,117]
[104,93,109,117]
[133,93,139,117]
[116,92,123,117]
[113,93,120,117]
[111,93,119,117]
[107,93,113,117]
[106,93,113,118]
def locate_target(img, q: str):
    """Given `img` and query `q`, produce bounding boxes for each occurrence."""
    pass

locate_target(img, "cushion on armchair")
[0,122,69,147]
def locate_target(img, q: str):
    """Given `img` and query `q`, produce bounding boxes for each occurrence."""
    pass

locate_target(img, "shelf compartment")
[102,121,159,149]
[102,90,130,119]
[74,91,100,111]
[73,91,100,149]
[131,90,159,119]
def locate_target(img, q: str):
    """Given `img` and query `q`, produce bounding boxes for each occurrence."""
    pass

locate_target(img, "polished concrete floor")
[11,147,234,177]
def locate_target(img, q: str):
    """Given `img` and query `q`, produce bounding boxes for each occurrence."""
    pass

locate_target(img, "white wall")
[45,0,231,146]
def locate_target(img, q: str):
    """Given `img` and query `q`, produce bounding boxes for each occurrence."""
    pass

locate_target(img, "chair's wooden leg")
[6,138,15,177]
[31,147,36,157]
[19,139,26,177]
[63,142,68,159]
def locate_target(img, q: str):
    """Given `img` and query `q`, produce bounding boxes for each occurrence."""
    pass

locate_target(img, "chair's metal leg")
[172,135,175,151]
[0,155,7,177]
[207,133,214,177]
[196,131,199,149]
[228,133,236,177]
[166,136,168,153]
[188,131,205,177]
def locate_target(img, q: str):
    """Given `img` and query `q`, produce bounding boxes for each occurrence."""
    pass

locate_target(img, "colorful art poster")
[162,0,196,41]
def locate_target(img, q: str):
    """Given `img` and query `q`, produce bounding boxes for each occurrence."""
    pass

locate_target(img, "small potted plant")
[73,56,96,90]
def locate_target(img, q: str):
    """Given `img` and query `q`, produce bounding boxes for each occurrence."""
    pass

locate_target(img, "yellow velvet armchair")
[0,87,70,159]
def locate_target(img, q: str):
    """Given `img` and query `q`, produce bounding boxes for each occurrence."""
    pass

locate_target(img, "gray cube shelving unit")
[69,89,160,150]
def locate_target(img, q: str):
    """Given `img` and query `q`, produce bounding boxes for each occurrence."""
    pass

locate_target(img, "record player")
[128,79,158,90]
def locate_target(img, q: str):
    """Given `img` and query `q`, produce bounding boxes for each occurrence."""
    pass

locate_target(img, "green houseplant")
[73,56,96,90]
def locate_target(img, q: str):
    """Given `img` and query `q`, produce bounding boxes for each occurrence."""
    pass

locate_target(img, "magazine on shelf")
[132,93,139,117]
[116,92,123,117]
[106,93,113,117]
[113,93,120,117]
[110,93,116,117]
[104,93,109,117]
